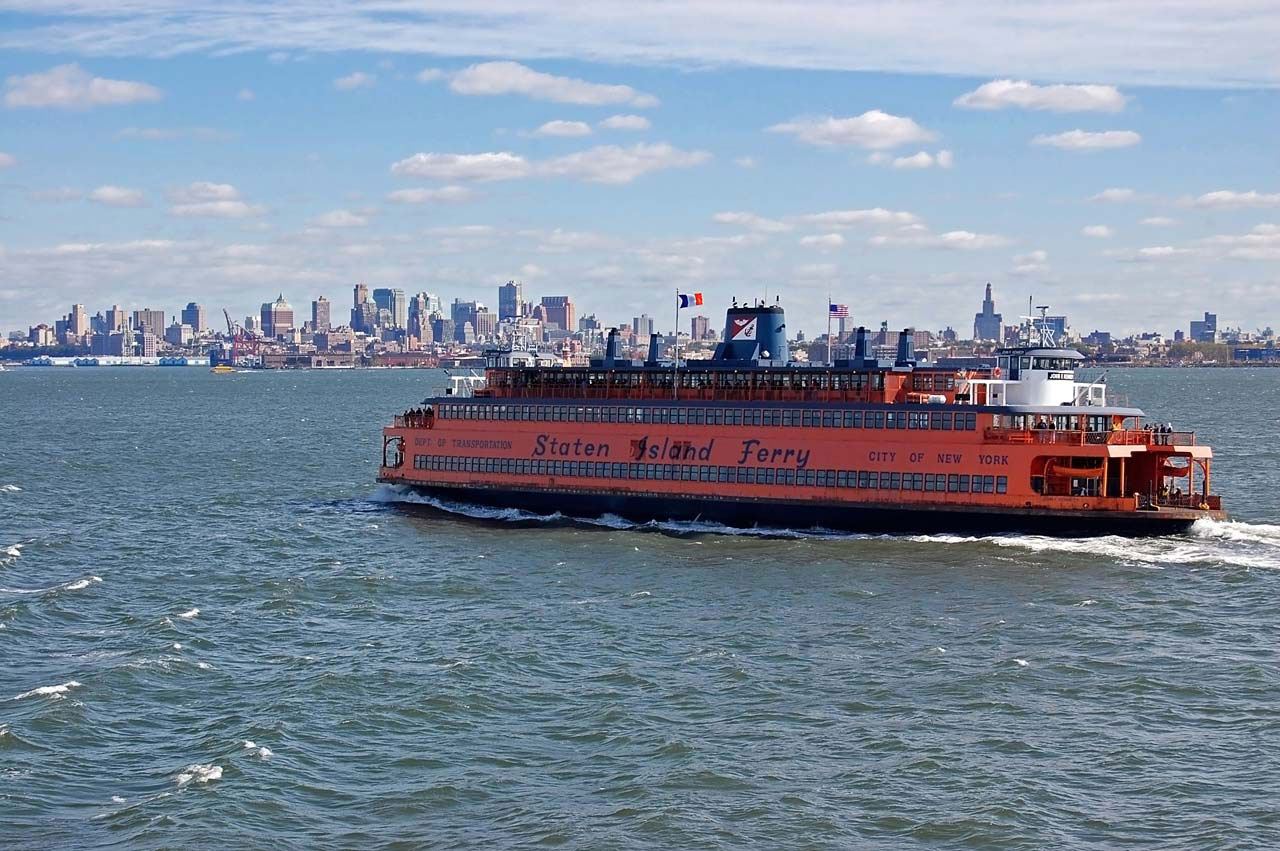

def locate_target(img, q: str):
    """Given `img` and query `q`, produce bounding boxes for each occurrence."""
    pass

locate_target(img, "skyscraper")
[450,299,481,341]
[633,313,655,339]
[691,315,710,340]
[353,283,369,308]
[261,294,294,338]
[106,305,126,332]
[973,283,1002,341]
[541,296,575,333]
[132,308,165,336]
[69,304,89,336]
[1190,312,1218,342]
[474,308,497,339]
[352,284,371,331]
[312,297,331,332]
[498,280,523,320]
[181,302,206,333]
[371,288,408,329]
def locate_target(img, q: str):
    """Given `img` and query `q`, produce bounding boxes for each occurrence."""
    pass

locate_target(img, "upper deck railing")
[984,428,1195,447]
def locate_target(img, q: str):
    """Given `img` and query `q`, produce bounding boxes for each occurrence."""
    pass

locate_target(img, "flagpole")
[826,293,832,367]
[673,288,679,400]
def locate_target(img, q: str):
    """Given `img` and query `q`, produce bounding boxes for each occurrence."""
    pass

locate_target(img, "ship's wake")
[368,485,1280,567]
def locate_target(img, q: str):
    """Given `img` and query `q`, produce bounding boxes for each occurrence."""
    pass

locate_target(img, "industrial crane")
[221,308,259,366]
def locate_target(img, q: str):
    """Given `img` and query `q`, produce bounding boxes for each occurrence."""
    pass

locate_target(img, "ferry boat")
[378,301,1224,535]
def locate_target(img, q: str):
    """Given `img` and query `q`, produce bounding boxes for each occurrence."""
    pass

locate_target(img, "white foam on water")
[63,576,102,591]
[177,608,199,619]
[1014,658,1030,667]
[1,484,21,492]
[243,740,256,749]
[256,747,272,760]
[1077,599,1098,606]
[196,662,212,670]
[175,763,222,786]
[172,643,183,650]
[3,544,22,558]
[631,591,652,598]
[14,680,82,701]
[111,796,126,804]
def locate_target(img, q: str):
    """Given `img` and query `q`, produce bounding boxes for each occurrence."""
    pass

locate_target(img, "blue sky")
[1,2,1278,337]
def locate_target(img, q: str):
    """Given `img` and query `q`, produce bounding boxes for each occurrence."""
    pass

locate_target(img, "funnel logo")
[730,317,757,340]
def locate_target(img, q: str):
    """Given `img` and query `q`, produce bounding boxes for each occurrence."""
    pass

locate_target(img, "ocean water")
[1,367,1278,850]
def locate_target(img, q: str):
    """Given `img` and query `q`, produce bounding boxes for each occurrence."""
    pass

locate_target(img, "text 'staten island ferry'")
[379,300,1224,535]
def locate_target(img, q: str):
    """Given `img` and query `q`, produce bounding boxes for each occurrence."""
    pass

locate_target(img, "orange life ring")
[993,366,1002,378]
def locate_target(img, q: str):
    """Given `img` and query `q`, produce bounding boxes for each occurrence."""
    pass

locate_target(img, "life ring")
[993,366,1002,378]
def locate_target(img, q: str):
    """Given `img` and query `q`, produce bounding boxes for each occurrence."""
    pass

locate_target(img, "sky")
[1,1,1278,338]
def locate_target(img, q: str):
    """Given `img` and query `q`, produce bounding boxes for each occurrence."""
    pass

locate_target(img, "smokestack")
[854,326,869,363]
[604,328,620,365]
[895,328,916,367]
[647,332,661,365]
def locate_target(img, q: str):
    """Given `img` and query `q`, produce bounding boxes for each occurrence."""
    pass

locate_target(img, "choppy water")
[2,367,1279,849]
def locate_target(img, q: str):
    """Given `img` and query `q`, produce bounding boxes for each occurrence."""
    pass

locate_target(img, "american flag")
[829,303,849,317]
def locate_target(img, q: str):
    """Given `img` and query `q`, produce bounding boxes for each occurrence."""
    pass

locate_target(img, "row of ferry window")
[437,404,980,431]
[412,454,1007,494]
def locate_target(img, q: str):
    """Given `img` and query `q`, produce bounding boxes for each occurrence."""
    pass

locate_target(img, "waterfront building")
[973,283,1002,341]
[181,302,207,333]
[1190,312,1218,343]
[136,332,157,358]
[132,308,165,336]
[165,322,193,346]
[312,297,331,332]
[261,294,294,338]
[498,281,523,321]
[541,296,575,333]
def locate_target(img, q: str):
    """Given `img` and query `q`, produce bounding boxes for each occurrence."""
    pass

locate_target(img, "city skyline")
[1,3,1278,335]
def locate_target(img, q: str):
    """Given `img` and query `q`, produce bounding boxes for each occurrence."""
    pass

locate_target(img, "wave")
[0,484,20,493]
[177,608,199,619]
[14,680,82,701]
[175,763,222,785]
[63,576,102,592]
[369,486,1280,567]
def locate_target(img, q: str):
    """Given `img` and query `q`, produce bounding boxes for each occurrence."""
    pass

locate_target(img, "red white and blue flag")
[677,292,703,308]
[829,303,849,318]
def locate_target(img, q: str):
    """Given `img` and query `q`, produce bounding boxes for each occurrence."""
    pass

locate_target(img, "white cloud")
[391,144,707,185]
[1138,245,1191,257]
[167,182,266,218]
[385,185,475,204]
[1202,223,1280,260]
[800,233,845,247]
[449,61,657,106]
[954,79,1126,112]
[870,229,1011,249]
[599,114,650,131]
[390,151,533,182]
[0,152,14,168]
[416,68,444,82]
[89,185,145,207]
[539,143,710,184]
[334,71,375,90]
[533,119,592,137]
[4,63,162,109]
[733,156,758,168]
[767,110,935,149]
[1185,190,1280,209]
[712,211,793,233]
[801,208,920,227]
[313,209,368,228]
[1032,129,1141,150]
[237,88,255,101]
[1011,249,1050,275]
[890,149,953,169]
[4,5,1279,89]
[1089,187,1136,202]
[1140,216,1177,226]
[1081,224,1114,238]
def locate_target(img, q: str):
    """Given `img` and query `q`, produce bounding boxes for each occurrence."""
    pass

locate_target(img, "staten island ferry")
[378,301,1224,536]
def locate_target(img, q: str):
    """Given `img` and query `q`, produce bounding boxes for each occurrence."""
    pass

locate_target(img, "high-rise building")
[260,294,294,338]
[132,308,165,336]
[431,316,456,346]
[633,314,655,339]
[691,315,710,341]
[165,323,193,346]
[353,283,369,308]
[578,314,601,333]
[136,332,158,358]
[372,288,408,329]
[181,302,207,333]
[541,296,575,333]
[451,299,481,340]
[106,305,126,332]
[474,308,497,339]
[312,297,331,332]
[498,280,523,320]
[1190,312,1218,343]
[69,304,89,337]
[973,283,1002,341]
